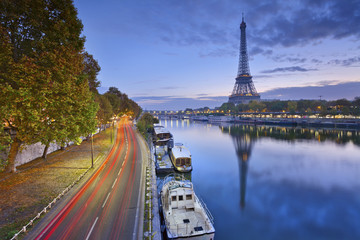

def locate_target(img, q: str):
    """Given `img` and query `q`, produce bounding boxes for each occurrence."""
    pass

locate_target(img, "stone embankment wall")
[14,142,62,167]
[1,124,110,169]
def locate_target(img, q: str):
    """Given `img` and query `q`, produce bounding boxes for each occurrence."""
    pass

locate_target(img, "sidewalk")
[0,128,114,240]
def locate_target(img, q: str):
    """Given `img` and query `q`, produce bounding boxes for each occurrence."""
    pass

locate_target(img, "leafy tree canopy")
[0,0,97,172]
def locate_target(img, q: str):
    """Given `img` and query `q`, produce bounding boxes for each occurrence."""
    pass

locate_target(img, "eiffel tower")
[229,15,260,104]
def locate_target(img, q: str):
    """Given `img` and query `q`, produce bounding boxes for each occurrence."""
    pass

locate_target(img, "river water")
[158,119,360,240]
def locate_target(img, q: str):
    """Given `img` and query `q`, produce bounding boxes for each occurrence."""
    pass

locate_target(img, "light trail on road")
[29,117,145,240]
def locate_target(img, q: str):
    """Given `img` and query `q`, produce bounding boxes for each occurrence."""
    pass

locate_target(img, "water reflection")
[233,133,252,209]
[220,124,360,210]
[222,125,360,146]
[158,119,360,239]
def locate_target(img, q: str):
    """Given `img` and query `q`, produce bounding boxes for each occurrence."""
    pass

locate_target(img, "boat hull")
[173,165,193,173]
[167,231,215,240]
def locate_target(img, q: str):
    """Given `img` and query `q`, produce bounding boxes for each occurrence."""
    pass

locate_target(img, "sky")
[74,0,360,110]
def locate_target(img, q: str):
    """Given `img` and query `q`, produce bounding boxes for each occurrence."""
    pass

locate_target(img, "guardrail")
[197,195,214,225]
[10,156,100,240]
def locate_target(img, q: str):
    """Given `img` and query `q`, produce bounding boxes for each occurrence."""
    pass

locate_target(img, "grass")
[0,128,114,240]
[143,166,154,240]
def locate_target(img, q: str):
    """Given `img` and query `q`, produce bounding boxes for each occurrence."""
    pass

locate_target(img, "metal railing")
[11,167,91,240]
[197,195,214,225]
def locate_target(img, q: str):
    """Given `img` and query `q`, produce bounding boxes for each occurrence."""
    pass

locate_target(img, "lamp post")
[110,121,113,144]
[91,133,94,168]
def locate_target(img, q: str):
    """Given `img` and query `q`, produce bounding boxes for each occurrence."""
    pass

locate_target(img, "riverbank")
[234,117,360,129]
[0,128,114,240]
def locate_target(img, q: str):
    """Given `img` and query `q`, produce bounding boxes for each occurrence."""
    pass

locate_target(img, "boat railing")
[197,195,214,225]
[170,219,208,237]
[162,173,191,188]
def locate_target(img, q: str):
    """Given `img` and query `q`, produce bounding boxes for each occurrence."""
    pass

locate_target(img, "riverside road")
[25,117,146,240]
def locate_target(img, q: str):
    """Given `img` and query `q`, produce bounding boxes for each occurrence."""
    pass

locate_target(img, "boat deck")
[166,208,213,238]
[155,146,174,173]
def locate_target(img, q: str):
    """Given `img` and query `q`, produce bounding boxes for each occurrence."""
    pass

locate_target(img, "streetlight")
[91,133,94,168]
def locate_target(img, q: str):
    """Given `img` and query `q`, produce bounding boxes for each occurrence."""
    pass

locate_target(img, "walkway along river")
[158,118,360,240]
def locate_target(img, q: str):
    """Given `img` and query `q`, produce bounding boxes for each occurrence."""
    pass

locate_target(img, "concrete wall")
[14,142,62,167]
[1,125,108,169]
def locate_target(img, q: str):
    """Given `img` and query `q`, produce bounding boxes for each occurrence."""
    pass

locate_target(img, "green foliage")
[0,0,98,170]
[0,0,85,61]
[103,87,141,118]
[218,96,360,116]
[287,101,297,114]
[136,113,158,135]
[219,102,236,113]
[83,52,101,93]
[96,94,113,125]
[248,100,266,112]
[266,100,287,112]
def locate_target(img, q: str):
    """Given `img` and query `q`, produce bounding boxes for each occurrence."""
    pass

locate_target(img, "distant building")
[229,15,260,105]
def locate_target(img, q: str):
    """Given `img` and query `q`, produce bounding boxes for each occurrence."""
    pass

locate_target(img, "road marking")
[112,178,117,189]
[102,193,111,208]
[118,168,122,176]
[122,161,125,167]
[85,217,98,240]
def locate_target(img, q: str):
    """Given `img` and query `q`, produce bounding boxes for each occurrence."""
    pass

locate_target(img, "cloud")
[272,55,307,63]
[261,66,318,74]
[311,59,323,64]
[81,0,360,57]
[199,48,237,58]
[137,0,360,51]
[328,56,360,66]
[132,95,228,110]
[261,81,360,100]
[253,74,274,79]
[249,0,360,48]
[249,47,273,56]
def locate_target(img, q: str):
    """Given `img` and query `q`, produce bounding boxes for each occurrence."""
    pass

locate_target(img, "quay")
[154,145,174,174]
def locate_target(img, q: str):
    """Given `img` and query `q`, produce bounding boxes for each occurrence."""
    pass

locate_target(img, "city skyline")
[74,0,360,110]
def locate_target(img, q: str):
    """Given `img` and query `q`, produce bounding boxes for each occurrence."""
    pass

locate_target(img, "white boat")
[160,174,215,240]
[153,125,174,148]
[192,115,209,121]
[208,115,234,123]
[170,143,192,172]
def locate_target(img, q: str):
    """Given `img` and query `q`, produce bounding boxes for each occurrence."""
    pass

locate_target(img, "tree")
[38,47,98,159]
[219,102,236,113]
[136,113,158,135]
[0,0,97,171]
[104,87,141,119]
[353,97,360,107]
[248,101,266,112]
[267,100,287,112]
[96,94,113,127]
[83,52,101,93]
[237,103,249,112]
[287,101,297,114]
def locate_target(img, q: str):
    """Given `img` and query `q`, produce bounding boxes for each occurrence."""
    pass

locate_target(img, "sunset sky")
[74,0,360,110]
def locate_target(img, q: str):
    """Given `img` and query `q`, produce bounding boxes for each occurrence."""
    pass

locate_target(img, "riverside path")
[25,117,146,240]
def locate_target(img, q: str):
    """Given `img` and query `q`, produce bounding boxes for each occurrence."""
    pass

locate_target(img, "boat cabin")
[169,184,195,210]
[153,125,174,147]
[170,143,192,172]
[161,176,215,240]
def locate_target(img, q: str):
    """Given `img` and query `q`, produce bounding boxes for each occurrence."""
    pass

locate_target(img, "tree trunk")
[42,143,50,159]
[6,137,21,173]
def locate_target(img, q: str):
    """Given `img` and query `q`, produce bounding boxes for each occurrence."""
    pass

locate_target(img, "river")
[158,119,360,240]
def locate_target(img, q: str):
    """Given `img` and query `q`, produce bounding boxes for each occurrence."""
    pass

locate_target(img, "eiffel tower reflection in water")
[221,124,360,210]
[230,127,254,209]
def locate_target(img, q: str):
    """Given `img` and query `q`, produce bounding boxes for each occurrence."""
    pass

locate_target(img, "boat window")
[186,194,192,200]
[176,159,180,166]
[181,158,185,166]
[179,195,183,201]
[194,226,203,232]
[185,158,190,166]
[172,196,177,201]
